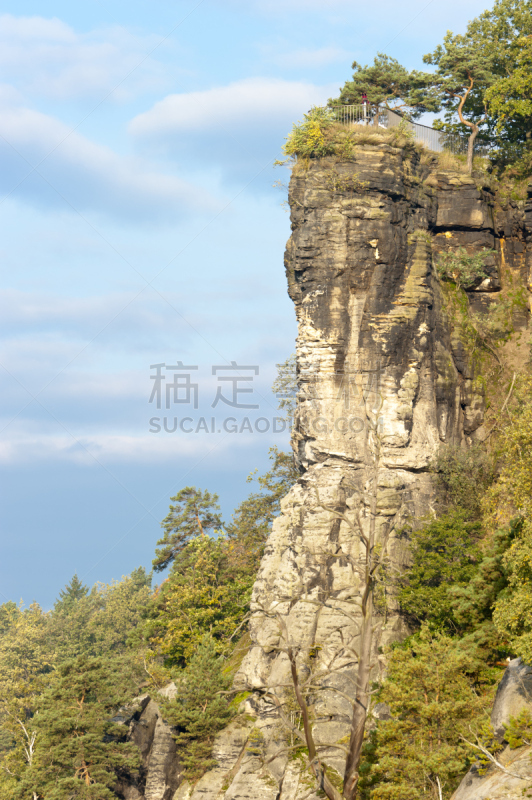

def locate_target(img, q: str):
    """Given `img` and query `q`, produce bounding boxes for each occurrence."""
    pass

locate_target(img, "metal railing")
[327,104,490,157]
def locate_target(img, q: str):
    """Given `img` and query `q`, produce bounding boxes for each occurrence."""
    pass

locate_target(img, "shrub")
[436,247,495,290]
[431,445,495,516]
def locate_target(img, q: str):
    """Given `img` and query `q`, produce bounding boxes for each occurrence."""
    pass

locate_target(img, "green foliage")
[49,569,152,661]
[161,636,233,781]
[329,53,436,118]
[153,487,223,572]
[54,574,89,612]
[468,0,532,147]
[478,376,532,662]
[425,0,532,172]
[272,353,297,423]
[485,35,532,135]
[423,30,496,163]
[484,374,532,522]
[436,248,495,291]
[430,444,495,515]
[17,655,140,800]
[493,518,532,662]
[282,106,338,159]
[450,524,515,660]
[0,602,53,788]
[226,446,298,573]
[504,708,532,748]
[146,534,252,666]
[398,512,482,631]
[146,449,297,669]
[363,628,495,800]
[147,449,298,667]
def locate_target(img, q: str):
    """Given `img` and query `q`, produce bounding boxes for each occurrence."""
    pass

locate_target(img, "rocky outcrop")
[161,147,532,799]
[186,145,532,799]
[114,685,181,800]
[452,659,532,800]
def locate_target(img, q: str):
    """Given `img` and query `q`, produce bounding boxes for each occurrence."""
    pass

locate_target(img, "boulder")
[451,659,532,800]
[491,658,532,740]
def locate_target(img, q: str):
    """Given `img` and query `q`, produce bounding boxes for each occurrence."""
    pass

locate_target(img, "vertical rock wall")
[185,145,532,800]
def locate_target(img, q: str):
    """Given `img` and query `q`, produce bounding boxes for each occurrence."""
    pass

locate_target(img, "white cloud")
[130,77,329,136]
[0,15,167,101]
[0,101,218,221]
[0,420,280,465]
[129,77,336,179]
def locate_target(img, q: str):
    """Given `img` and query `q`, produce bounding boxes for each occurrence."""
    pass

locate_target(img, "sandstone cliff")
[160,141,532,800]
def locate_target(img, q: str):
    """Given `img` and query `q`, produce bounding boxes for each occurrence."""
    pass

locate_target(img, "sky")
[0,0,492,609]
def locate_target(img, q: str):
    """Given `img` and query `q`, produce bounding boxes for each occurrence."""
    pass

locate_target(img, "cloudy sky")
[0,0,491,608]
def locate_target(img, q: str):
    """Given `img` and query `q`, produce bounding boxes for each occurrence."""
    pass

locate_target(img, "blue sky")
[0,0,491,608]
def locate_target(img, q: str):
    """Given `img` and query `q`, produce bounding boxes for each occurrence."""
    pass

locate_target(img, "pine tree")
[54,574,89,613]
[146,535,250,665]
[153,487,223,572]
[423,32,496,173]
[329,53,437,122]
[226,447,298,573]
[161,636,233,781]
[398,512,482,631]
[49,570,152,663]
[362,628,495,800]
[18,655,140,800]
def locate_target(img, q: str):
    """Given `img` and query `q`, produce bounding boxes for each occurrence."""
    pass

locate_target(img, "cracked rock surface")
[169,148,532,800]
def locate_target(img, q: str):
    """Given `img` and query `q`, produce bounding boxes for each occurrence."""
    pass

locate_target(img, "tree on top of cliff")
[484,33,532,154]
[328,53,438,123]
[425,0,532,173]
[153,487,223,572]
[423,31,496,174]
[470,0,532,154]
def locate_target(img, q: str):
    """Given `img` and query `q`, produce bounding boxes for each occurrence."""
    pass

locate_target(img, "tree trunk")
[342,589,374,800]
[343,445,379,800]
[467,125,479,175]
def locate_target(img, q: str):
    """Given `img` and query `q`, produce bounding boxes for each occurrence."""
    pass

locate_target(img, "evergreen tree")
[451,523,515,660]
[0,603,53,797]
[146,534,250,666]
[469,0,532,147]
[485,34,532,142]
[398,512,482,631]
[161,636,233,781]
[430,445,495,516]
[493,518,532,661]
[226,447,298,574]
[362,628,495,800]
[49,570,152,662]
[153,487,223,572]
[54,574,89,613]
[329,53,437,123]
[18,656,140,800]
[423,32,496,174]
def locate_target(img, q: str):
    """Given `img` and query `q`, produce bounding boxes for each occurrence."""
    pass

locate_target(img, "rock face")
[184,146,532,799]
[114,687,181,800]
[451,659,532,800]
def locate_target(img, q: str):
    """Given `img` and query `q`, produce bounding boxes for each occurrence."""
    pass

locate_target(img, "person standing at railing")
[362,93,367,124]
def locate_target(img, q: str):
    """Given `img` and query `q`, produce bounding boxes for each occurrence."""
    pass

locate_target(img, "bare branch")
[460,735,532,782]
